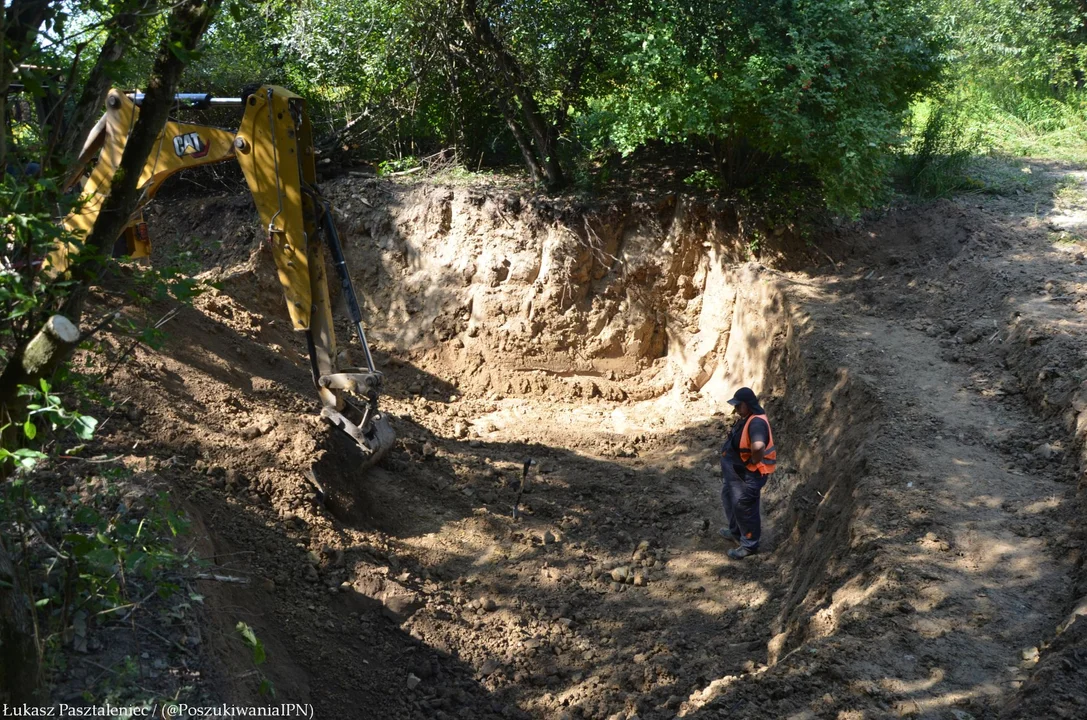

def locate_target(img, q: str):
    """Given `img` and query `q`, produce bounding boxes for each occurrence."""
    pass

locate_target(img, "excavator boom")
[52,86,395,468]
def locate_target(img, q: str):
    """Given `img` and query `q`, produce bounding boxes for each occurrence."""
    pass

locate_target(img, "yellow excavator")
[49,86,395,467]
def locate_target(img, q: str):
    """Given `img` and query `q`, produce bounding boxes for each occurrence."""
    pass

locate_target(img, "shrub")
[581,0,945,215]
[899,102,982,198]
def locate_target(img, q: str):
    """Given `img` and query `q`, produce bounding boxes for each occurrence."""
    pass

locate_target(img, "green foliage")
[684,169,721,192]
[0,174,85,351]
[378,155,420,175]
[20,379,100,445]
[19,0,1087,219]
[0,373,193,701]
[935,0,1087,97]
[184,0,291,93]
[236,621,266,665]
[0,5,230,704]
[235,621,275,696]
[43,1,167,86]
[925,0,1087,168]
[128,260,210,306]
[898,101,982,198]
[0,444,47,471]
[178,0,947,213]
[0,383,194,699]
[186,0,475,154]
[582,0,944,214]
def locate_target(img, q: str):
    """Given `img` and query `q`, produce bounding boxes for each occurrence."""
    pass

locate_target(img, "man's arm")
[748,418,769,464]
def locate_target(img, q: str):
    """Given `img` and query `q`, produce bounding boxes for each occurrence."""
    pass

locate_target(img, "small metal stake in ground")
[512,458,535,520]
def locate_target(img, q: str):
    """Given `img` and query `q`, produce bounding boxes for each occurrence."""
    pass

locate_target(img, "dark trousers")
[721,463,767,550]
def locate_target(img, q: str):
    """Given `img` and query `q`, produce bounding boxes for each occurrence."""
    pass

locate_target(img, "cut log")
[0,315,83,469]
[20,315,79,378]
[0,315,81,408]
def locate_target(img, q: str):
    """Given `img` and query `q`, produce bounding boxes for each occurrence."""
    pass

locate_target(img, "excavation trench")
[91,179,1082,719]
[306,181,887,675]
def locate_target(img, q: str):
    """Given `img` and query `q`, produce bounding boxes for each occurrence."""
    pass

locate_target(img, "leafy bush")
[378,155,420,175]
[935,0,1087,97]
[0,444,196,699]
[684,169,721,192]
[581,0,944,214]
[0,156,206,704]
[927,0,1087,165]
[0,169,198,700]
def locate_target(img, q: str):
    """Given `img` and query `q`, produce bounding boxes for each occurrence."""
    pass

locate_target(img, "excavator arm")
[53,90,240,267]
[51,86,395,467]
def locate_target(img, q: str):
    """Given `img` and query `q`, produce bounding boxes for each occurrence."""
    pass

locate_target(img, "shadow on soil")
[110,172,1087,718]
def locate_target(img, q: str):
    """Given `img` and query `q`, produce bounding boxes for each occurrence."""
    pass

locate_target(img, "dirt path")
[781,286,1077,715]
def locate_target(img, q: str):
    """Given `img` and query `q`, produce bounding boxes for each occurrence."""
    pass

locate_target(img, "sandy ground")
[55,161,1087,719]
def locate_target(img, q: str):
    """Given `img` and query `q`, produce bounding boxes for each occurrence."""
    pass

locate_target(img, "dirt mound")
[70,170,1086,719]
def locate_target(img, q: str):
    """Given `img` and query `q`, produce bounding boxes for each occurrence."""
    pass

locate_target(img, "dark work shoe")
[718,528,741,544]
[728,546,757,560]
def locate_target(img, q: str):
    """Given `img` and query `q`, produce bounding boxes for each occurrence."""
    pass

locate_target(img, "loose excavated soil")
[67,165,1087,720]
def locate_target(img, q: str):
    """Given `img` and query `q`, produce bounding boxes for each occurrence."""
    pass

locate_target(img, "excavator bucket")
[316,366,396,469]
[357,413,395,468]
[320,404,394,468]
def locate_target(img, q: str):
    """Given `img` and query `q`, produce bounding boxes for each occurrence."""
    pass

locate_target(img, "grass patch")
[896,101,983,198]
[898,88,1087,202]
[961,156,1044,196]
[1052,173,1087,209]
[1049,230,1087,246]
[954,89,1087,165]
[974,103,1087,164]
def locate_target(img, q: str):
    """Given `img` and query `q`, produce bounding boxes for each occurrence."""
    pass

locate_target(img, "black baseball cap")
[727,387,763,413]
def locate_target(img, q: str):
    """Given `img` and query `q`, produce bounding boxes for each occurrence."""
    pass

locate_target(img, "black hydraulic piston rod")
[315,197,378,376]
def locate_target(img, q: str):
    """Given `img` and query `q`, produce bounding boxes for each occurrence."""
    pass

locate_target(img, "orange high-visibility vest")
[739,414,776,474]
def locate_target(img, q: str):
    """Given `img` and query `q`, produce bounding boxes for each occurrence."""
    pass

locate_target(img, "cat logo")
[172,131,209,158]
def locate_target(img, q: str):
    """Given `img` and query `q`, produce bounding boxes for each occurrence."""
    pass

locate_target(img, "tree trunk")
[63,0,223,321]
[0,536,41,704]
[458,0,565,190]
[496,96,544,183]
[0,315,80,434]
[1,315,79,385]
[1,1,58,168]
[0,315,77,705]
[54,1,156,180]
[554,25,596,140]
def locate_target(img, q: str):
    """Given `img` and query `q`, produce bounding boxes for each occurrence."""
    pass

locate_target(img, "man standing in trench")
[719,387,776,559]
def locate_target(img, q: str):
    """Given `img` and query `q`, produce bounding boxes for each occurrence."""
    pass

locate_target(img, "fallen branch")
[813,243,839,269]
[77,311,121,344]
[59,454,124,464]
[193,573,250,584]
[383,165,423,178]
